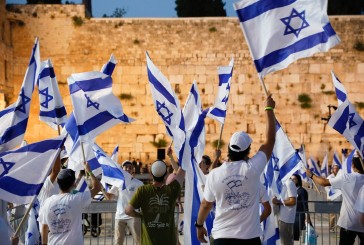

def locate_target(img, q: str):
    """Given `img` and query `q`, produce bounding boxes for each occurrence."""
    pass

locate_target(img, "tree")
[328,0,363,15]
[103,7,127,18]
[175,0,226,17]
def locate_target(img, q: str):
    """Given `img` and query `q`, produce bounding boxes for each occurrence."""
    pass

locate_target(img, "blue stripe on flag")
[78,180,88,192]
[254,23,337,73]
[332,105,349,134]
[0,119,28,145]
[0,176,43,196]
[88,157,101,172]
[218,73,231,86]
[335,88,347,103]
[0,106,16,118]
[69,76,112,94]
[147,67,177,106]
[102,63,116,76]
[236,0,297,22]
[38,66,55,80]
[0,139,65,157]
[208,108,226,119]
[77,111,119,136]
[191,85,198,104]
[64,113,78,142]
[279,153,301,182]
[39,107,67,118]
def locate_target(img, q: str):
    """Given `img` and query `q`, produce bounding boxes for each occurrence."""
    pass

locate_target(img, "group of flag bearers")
[0,0,364,244]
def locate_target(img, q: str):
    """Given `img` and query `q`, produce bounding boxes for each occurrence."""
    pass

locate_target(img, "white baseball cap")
[151,160,167,177]
[229,131,252,152]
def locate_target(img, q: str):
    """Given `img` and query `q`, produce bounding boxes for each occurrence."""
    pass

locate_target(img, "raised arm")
[209,149,221,171]
[305,169,331,187]
[49,152,62,183]
[167,146,179,172]
[258,95,276,160]
[84,162,102,198]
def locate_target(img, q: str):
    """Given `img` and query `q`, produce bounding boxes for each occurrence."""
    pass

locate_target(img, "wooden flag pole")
[216,123,224,150]
[14,196,36,237]
[57,125,61,136]
[258,76,269,97]
[301,144,321,194]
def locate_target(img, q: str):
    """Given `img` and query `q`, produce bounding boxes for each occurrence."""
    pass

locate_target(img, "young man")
[125,159,184,245]
[326,163,342,232]
[105,160,144,245]
[306,155,364,244]
[196,95,276,245]
[39,162,101,245]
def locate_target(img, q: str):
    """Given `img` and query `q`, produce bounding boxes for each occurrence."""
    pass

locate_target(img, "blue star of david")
[156,100,173,125]
[348,113,357,128]
[84,94,99,110]
[95,149,105,159]
[0,158,15,178]
[15,88,31,113]
[221,95,229,104]
[280,8,310,38]
[272,154,280,171]
[39,87,54,109]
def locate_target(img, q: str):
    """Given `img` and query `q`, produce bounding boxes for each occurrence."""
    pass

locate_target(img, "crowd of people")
[2,95,364,245]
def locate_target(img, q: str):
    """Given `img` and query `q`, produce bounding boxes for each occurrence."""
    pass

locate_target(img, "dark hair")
[352,157,364,173]
[202,155,212,165]
[57,169,76,191]
[228,146,250,161]
[292,174,302,187]
[152,173,167,183]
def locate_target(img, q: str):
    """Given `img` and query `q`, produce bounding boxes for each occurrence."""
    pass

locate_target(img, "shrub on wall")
[298,93,312,109]
[72,16,83,26]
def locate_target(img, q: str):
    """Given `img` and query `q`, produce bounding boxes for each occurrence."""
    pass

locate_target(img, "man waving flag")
[234,0,340,78]
[0,38,40,152]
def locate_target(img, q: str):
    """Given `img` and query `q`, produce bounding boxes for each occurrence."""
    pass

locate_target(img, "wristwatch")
[194,221,203,228]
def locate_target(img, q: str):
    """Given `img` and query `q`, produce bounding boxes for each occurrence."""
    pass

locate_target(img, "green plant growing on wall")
[150,139,168,148]
[354,41,364,51]
[355,102,364,109]
[298,93,312,109]
[119,93,133,100]
[72,16,83,26]
[209,27,217,32]
[212,139,225,149]
[133,39,140,45]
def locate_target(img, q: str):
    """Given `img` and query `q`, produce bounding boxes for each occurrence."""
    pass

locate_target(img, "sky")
[6,0,239,18]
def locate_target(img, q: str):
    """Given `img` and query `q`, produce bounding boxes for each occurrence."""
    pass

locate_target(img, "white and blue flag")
[328,72,364,158]
[309,156,320,176]
[101,54,117,76]
[332,150,342,169]
[92,144,131,189]
[233,0,340,78]
[146,52,185,161]
[342,149,355,174]
[296,144,311,184]
[25,199,41,245]
[68,71,134,142]
[37,59,67,129]
[206,59,234,124]
[110,144,119,164]
[320,153,329,177]
[75,176,90,193]
[0,135,65,204]
[0,38,40,152]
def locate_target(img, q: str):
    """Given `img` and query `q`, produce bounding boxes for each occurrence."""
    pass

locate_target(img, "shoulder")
[250,151,267,164]
[132,178,144,186]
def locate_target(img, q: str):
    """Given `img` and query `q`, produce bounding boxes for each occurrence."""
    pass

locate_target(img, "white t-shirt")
[110,178,143,220]
[355,185,364,213]
[259,184,269,203]
[325,174,342,201]
[38,176,60,207]
[0,217,11,245]
[330,172,364,232]
[278,179,297,224]
[38,192,92,245]
[204,151,267,240]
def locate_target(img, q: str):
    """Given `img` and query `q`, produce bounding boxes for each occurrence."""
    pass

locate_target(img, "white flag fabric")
[75,176,90,193]
[332,150,342,169]
[0,38,40,152]
[146,52,185,160]
[0,135,65,204]
[309,156,320,176]
[92,144,131,189]
[100,54,117,76]
[206,59,234,124]
[234,0,340,78]
[320,153,329,177]
[68,71,134,142]
[110,144,119,164]
[37,59,67,129]
[342,149,355,174]
[328,72,364,158]
[296,145,311,184]
[25,199,41,245]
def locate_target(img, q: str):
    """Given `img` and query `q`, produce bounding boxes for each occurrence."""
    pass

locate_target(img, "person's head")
[290,174,302,187]
[227,131,252,161]
[199,155,212,175]
[151,160,167,183]
[122,160,134,175]
[352,157,364,174]
[57,169,76,192]
[332,164,340,175]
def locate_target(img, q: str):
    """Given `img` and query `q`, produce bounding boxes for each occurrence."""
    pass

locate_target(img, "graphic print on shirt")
[147,194,170,229]
[49,204,72,234]
[223,175,250,210]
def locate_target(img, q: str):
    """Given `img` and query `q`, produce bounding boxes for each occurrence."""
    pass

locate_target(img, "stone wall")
[2,3,364,164]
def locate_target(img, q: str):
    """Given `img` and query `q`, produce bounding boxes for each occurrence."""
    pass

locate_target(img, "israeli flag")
[234,0,340,78]
[333,150,342,169]
[93,144,131,189]
[75,176,90,193]
[101,54,117,76]
[37,59,67,129]
[328,72,364,158]
[0,135,65,204]
[68,71,134,142]
[320,153,329,177]
[308,156,320,176]
[110,144,119,163]
[261,188,280,245]
[25,199,41,245]
[342,149,355,174]
[266,121,302,197]
[146,52,185,160]
[206,59,234,124]
[62,113,95,172]
[181,82,213,245]
[297,145,311,183]
[0,38,40,152]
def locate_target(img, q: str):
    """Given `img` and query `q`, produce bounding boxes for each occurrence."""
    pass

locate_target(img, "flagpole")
[57,125,61,136]
[216,123,224,150]
[14,195,37,237]
[258,76,269,97]
[301,144,321,194]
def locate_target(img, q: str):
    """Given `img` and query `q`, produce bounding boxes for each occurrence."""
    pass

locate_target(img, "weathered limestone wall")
[3,4,364,164]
